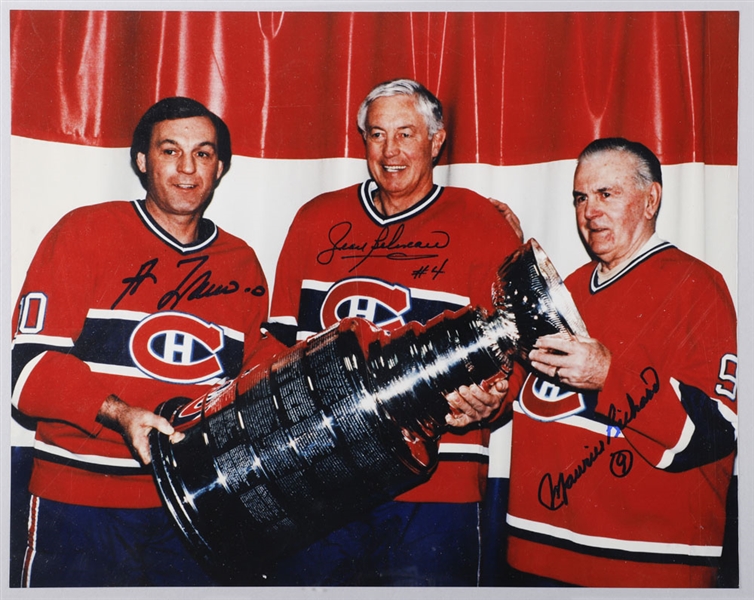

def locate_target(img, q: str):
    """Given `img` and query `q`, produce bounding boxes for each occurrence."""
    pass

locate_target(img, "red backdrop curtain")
[10,11,738,166]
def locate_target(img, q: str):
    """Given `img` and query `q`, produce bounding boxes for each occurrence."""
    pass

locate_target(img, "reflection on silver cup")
[149,239,587,582]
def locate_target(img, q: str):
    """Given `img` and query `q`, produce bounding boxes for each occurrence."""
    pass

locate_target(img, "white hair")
[356,78,444,139]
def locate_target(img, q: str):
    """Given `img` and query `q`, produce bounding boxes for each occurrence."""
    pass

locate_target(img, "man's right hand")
[528,333,611,391]
[97,395,184,464]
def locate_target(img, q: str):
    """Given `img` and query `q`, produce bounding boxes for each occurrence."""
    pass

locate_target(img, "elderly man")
[505,138,737,587]
[265,78,522,585]
[11,97,271,586]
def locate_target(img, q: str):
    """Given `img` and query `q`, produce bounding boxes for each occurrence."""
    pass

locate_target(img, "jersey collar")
[590,234,674,292]
[359,179,444,226]
[132,200,218,254]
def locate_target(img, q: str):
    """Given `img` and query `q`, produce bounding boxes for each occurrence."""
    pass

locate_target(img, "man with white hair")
[265,78,522,585]
[505,137,738,587]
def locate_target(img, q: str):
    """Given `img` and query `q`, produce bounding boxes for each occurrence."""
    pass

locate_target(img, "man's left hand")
[528,333,611,390]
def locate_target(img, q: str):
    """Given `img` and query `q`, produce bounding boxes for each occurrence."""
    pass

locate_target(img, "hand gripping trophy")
[149,239,588,582]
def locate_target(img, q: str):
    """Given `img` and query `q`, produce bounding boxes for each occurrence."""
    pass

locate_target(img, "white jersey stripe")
[34,439,142,469]
[507,514,722,557]
[11,334,74,348]
[266,315,298,326]
[12,352,46,409]
[21,494,39,587]
[409,287,470,306]
[85,360,223,386]
[438,443,489,457]
[301,279,332,292]
[656,413,695,470]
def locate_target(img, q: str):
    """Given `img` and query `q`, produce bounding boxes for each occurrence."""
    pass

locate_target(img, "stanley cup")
[149,239,588,582]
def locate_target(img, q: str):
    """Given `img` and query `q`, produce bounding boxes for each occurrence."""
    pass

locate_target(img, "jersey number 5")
[715,353,738,401]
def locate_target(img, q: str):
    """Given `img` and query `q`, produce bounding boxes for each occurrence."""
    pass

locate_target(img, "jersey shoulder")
[38,201,136,253]
[54,200,135,229]
[657,247,733,300]
[566,245,731,298]
[215,224,255,252]
[441,186,494,212]
[215,226,266,273]
[440,186,522,248]
[297,184,361,218]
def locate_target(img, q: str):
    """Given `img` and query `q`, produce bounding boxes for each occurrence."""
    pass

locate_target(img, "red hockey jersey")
[11,201,271,508]
[506,240,738,587]
[267,181,522,503]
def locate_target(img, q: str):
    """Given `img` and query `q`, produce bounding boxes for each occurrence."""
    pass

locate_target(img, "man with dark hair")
[130,96,233,189]
[265,78,522,586]
[11,96,270,586]
[504,137,737,587]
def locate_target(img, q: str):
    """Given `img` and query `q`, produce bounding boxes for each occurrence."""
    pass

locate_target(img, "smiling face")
[136,116,224,239]
[364,94,446,215]
[572,150,661,270]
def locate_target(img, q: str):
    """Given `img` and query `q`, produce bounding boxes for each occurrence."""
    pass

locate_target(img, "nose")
[177,152,196,174]
[383,135,399,158]
[581,195,602,220]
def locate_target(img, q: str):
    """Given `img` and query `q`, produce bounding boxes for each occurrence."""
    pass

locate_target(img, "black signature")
[606,367,660,431]
[112,256,246,310]
[158,256,240,309]
[112,258,158,309]
[536,367,659,510]
[317,221,450,272]
[538,439,606,510]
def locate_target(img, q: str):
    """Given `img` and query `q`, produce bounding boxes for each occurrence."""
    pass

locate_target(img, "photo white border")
[0,2,751,599]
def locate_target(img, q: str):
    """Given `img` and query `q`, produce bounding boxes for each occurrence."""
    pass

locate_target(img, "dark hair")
[130,97,232,189]
[577,137,662,188]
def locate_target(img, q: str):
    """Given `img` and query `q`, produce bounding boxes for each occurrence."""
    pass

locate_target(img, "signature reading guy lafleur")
[114,255,264,311]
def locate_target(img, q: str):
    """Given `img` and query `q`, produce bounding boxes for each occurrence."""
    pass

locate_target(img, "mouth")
[586,222,607,233]
[174,183,198,190]
[588,227,611,240]
[382,165,406,173]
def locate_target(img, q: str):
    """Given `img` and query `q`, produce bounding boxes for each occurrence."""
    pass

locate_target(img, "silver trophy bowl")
[149,238,587,582]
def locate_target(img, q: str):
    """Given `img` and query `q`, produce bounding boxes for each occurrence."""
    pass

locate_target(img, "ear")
[136,152,147,174]
[431,128,447,158]
[644,181,662,220]
[216,160,225,181]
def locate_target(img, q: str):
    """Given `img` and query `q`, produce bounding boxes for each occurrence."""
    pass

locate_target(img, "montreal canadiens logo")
[320,278,411,331]
[519,374,586,421]
[130,312,225,384]
[173,378,236,429]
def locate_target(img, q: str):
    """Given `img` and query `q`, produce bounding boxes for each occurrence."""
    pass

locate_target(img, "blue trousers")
[20,495,217,587]
[268,500,482,586]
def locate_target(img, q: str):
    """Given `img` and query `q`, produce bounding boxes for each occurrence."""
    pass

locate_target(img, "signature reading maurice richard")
[538,367,660,511]
[317,222,450,271]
